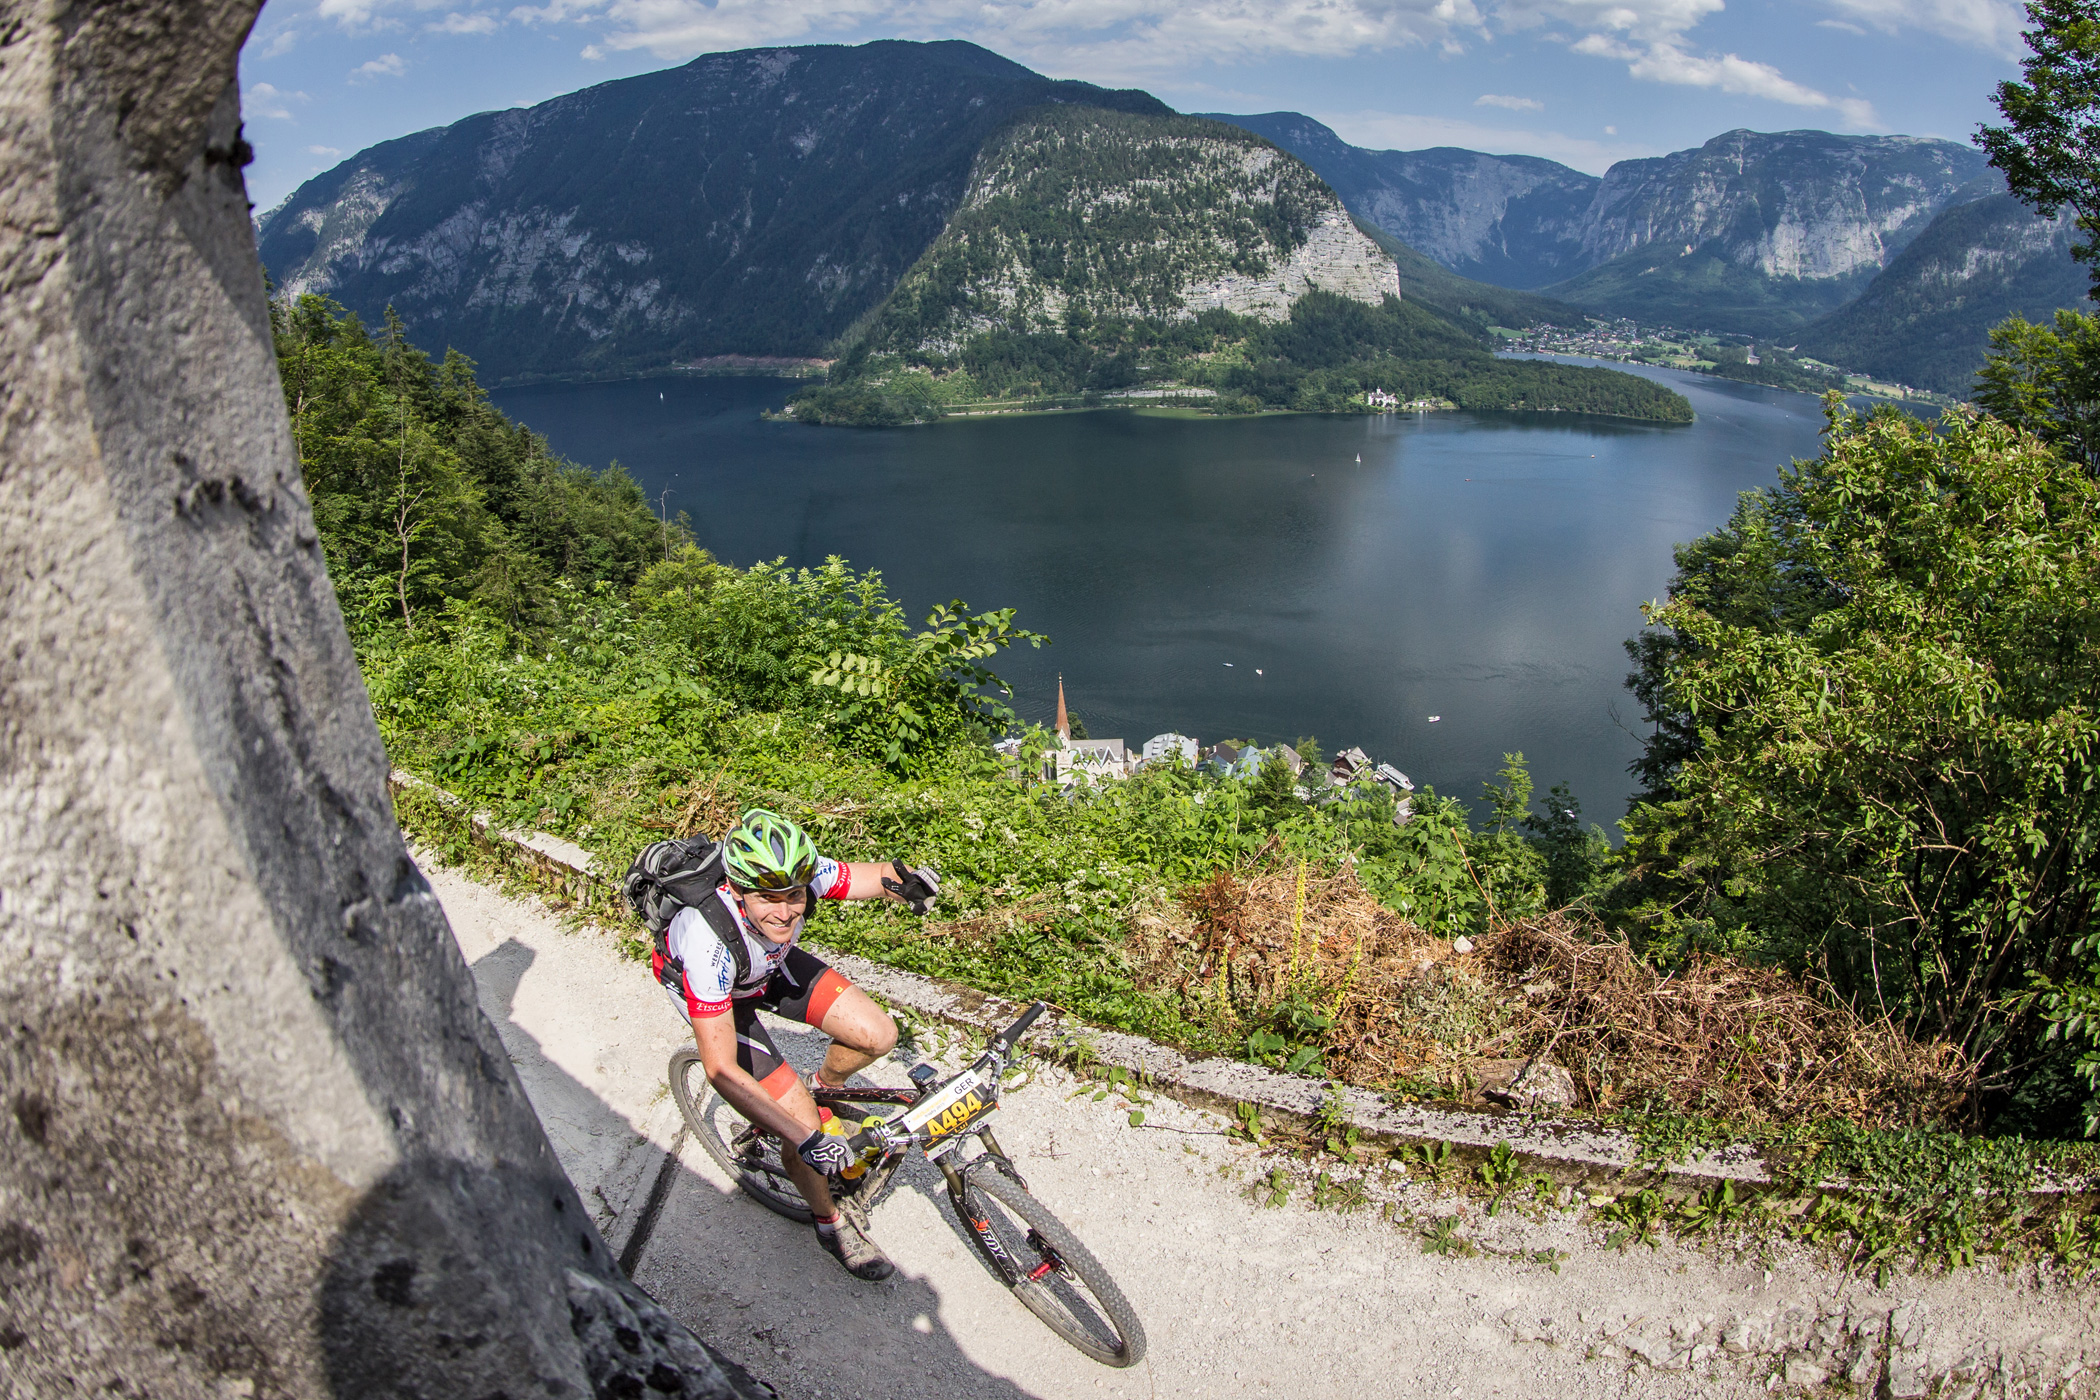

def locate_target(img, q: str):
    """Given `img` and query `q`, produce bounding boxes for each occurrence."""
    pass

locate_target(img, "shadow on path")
[468,941,1053,1400]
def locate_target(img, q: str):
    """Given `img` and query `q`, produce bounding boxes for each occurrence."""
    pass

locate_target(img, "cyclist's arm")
[692,1012,813,1144]
[834,861,909,901]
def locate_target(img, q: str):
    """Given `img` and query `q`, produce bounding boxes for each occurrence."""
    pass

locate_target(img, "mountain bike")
[667,1001,1146,1368]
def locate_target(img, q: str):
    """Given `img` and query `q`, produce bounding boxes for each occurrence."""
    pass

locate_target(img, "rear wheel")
[953,1166,1146,1368]
[667,1048,810,1222]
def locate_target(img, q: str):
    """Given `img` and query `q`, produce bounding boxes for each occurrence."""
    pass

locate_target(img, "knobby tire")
[667,1047,811,1223]
[956,1167,1146,1368]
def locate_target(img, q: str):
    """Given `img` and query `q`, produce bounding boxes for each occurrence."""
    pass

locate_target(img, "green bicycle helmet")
[723,808,821,890]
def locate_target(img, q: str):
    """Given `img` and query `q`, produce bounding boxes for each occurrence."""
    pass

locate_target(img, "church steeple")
[1055,674,1069,741]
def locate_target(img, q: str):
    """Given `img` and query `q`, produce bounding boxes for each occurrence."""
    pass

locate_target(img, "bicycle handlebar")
[995,1000,1047,1052]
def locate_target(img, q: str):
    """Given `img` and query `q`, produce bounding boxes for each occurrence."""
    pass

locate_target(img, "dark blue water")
[491,360,1831,823]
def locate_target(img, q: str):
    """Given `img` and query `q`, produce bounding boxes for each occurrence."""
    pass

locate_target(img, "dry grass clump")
[1480,916,1976,1129]
[637,773,744,838]
[926,889,1062,945]
[1165,864,1513,1084]
[1159,861,1976,1130]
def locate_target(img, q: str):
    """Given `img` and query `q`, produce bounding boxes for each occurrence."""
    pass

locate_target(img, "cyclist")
[657,808,939,1280]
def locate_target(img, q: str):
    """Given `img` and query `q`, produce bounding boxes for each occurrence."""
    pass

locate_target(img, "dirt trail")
[429,862,2097,1400]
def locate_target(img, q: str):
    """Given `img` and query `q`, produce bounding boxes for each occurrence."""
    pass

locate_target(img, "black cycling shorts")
[668,945,853,1101]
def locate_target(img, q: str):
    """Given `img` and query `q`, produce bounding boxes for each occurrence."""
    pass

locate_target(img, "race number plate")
[900,1069,996,1151]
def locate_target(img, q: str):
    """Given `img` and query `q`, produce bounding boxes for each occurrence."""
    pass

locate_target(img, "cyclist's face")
[734,884,806,942]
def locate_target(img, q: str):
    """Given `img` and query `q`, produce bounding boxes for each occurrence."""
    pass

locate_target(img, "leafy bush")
[1617,395,2100,1132]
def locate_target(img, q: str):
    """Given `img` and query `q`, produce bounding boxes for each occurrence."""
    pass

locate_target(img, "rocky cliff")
[0,0,754,1394]
[865,108,1397,358]
[1208,113,1598,289]
[257,42,1166,382]
[1574,129,1988,278]
[1540,131,1990,334]
[1216,116,1997,338]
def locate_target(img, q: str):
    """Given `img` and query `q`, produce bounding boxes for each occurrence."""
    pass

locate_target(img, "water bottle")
[819,1115,881,1180]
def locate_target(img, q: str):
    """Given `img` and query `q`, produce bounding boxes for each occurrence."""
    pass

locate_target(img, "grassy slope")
[1542,240,1876,337]
[1354,222,1589,330]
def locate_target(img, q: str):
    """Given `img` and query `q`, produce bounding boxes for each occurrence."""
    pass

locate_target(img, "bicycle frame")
[814,1002,1046,1248]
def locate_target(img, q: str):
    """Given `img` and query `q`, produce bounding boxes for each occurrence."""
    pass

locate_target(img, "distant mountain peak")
[256,40,1165,383]
[865,108,1396,357]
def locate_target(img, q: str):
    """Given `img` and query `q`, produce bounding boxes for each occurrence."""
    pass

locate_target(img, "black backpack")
[622,836,749,996]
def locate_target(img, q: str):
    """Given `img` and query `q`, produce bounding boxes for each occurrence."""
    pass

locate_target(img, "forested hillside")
[1353,222,1589,333]
[1797,193,2087,393]
[272,295,668,629]
[799,286,1689,424]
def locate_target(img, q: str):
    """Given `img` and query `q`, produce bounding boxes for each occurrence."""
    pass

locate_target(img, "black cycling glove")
[881,859,942,915]
[797,1128,855,1175]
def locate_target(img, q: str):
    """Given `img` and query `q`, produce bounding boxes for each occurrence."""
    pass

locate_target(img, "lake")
[490,360,1833,825]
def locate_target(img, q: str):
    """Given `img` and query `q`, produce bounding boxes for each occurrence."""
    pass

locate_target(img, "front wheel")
[667,1047,811,1223]
[953,1167,1146,1368]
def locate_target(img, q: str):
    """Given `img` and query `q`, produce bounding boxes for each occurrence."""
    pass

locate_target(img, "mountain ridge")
[1200,112,1599,290]
[259,42,1170,383]
[1211,114,1996,337]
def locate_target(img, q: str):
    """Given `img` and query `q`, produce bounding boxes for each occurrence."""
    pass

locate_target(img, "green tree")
[1522,783,1613,910]
[1973,309,2100,475]
[1978,0,2100,294]
[1618,400,2100,1111]
[1249,748,1300,825]
[1469,754,1546,924]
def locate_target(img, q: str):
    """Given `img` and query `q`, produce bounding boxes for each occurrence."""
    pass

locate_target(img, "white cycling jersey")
[664,856,852,1016]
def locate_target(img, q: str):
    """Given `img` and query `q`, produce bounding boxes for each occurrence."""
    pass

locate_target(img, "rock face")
[0,3,747,1395]
[868,108,1397,356]
[1207,112,1599,289]
[257,41,1167,382]
[1218,114,1998,336]
[1575,129,1987,279]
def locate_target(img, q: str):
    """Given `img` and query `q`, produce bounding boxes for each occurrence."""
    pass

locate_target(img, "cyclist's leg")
[726,1001,837,1217]
[761,947,896,1089]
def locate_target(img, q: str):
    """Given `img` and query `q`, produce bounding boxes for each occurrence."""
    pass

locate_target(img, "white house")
[1065,739,1132,780]
[1366,388,1399,410]
[1142,732,1198,766]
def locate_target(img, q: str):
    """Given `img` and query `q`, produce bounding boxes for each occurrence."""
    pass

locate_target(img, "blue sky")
[240,0,2031,213]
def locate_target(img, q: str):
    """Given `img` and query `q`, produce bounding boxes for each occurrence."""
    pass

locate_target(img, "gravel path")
[428,860,2098,1400]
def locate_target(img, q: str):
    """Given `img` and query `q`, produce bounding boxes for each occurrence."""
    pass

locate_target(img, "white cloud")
[1574,33,1876,125]
[1495,0,1725,44]
[1493,1,1879,128]
[244,82,306,119]
[1818,0,2025,56]
[521,0,1486,77]
[1320,108,1658,174]
[301,0,1893,127]
[255,26,301,56]
[307,144,345,157]
[351,52,408,79]
[1476,93,1543,110]
[430,10,500,32]
[1816,18,1867,35]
